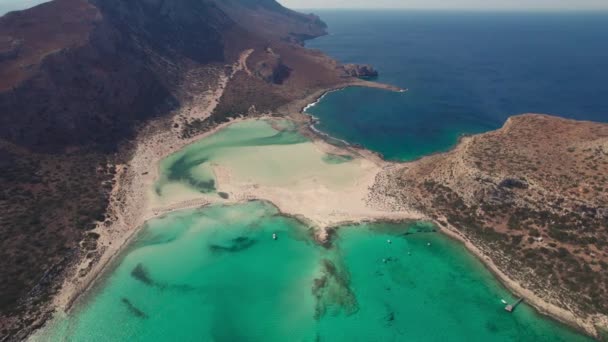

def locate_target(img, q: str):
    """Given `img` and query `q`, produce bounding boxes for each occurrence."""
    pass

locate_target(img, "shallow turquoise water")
[36,203,590,341]
[156,119,308,195]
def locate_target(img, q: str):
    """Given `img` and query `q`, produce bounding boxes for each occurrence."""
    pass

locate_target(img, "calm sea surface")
[34,119,591,341]
[36,202,589,341]
[306,11,608,160]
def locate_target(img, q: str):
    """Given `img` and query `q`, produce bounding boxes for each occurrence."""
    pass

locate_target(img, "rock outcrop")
[252,48,291,84]
[340,63,378,78]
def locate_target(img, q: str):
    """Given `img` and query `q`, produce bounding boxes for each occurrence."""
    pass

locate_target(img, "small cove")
[305,11,608,161]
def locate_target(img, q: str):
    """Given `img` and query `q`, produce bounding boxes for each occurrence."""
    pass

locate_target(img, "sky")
[1,0,607,17]
[278,0,608,10]
[0,0,49,15]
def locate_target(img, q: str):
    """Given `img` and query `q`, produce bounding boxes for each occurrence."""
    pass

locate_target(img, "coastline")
[436,221,601,339]
[44,65,410,324]
[35,61,600,341]
[48,50,253,315]
[290,82,604,338]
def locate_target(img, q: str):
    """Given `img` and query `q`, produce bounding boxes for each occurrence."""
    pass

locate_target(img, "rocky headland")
[370,114,608,337]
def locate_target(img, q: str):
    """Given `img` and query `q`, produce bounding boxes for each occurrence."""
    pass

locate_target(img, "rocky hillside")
[0,0,346,339]
[0,0,328,151]
[372,114,608,336]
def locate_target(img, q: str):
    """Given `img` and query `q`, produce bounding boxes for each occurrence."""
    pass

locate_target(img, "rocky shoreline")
[369,114,608,339]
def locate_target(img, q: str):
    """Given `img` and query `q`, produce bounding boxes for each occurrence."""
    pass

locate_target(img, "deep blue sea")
[305,11,608,160]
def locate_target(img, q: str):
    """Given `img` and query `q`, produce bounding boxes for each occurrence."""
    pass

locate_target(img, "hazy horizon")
[279,0,608,11]
[2,0,608,16]
[0,0,49,15]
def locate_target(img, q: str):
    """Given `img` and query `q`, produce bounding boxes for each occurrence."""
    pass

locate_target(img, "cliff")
[372,114,608,337]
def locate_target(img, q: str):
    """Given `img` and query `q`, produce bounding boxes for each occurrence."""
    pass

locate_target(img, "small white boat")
[387,239,392,244]
[501,299,508,304]
[272,233,277,240]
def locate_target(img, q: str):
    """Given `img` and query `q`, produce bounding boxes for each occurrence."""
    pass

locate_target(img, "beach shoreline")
[436,221,602,339]
[45,58,411,322]
[35,57,600,341]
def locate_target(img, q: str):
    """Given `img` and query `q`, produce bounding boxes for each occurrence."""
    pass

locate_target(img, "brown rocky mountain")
[372,114,608,336]
[0,0,354,339]
[0,0,328,151]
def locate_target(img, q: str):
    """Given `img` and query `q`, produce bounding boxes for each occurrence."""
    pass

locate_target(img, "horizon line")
[293,7,608,12]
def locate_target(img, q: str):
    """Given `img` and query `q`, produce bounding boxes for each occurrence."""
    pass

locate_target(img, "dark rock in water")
[318,227,337,249]
[486,321,499,333]
[313,276,328,293]
[131,263,197,292]
[131,263,153,286]
[340,63,379,78]
[121,297,148,319]
[312,259,359,320]
[209,236,257,253]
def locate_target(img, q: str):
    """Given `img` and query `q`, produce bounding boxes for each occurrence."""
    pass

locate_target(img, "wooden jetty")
[505,298,524,312]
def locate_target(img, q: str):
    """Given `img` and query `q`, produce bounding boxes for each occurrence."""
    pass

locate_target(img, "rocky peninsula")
[370,114,608,337]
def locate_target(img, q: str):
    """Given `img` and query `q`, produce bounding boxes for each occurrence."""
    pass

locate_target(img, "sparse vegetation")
[0,142,115,337]
[374,114,608,333]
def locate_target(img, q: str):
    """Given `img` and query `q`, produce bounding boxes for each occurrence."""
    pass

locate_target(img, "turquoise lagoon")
[153,119,365,202]
[36,202,589,341]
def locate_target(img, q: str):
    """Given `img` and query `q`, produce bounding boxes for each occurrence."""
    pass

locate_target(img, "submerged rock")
[131,263,153,286]
[121,297,148,319]
[209,236,257,253]
[312,258,359,320]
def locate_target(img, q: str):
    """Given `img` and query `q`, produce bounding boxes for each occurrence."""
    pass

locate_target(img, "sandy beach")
[49,50,413,315]
[43,48,603,340]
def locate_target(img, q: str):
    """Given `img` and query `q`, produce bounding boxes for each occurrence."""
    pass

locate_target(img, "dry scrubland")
[371,114,608,336]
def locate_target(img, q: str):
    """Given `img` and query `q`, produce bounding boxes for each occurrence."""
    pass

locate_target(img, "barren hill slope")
[372,114,608,336]
[0,0,353,339]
